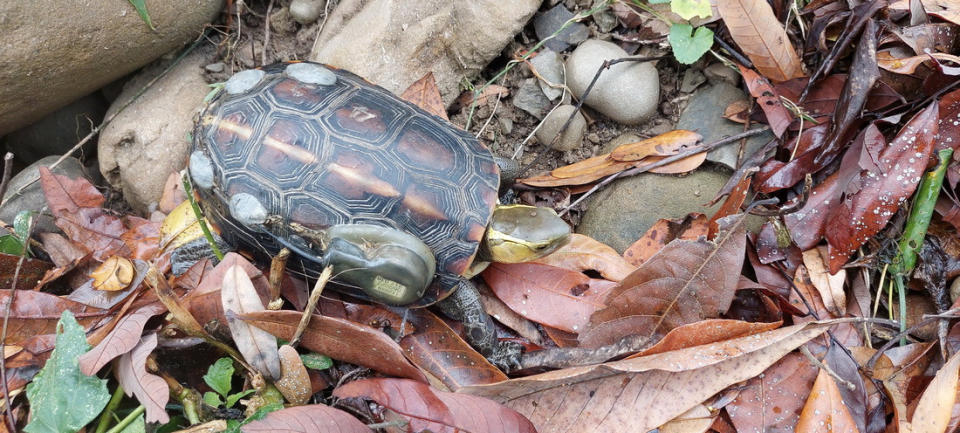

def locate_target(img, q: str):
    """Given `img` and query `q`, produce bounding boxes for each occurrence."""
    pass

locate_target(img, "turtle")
[167,61,570,370]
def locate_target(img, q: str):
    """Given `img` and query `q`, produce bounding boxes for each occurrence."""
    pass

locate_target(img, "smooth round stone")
[289,0,326,24]
[536,105,586,151]
[565,39,660,125]
[189,151,214,190]
[285,62,336,85]
[225,69,266,94]
[230,193,268,226]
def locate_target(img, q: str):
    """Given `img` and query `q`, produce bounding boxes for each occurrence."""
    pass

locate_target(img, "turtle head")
[484,204,570,263]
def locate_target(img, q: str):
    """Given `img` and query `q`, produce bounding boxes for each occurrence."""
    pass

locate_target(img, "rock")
[565,39,660,125]
[577,168,730,253]
[0,156,91,234]
[703,63,741,86]
[675,82,775,170]
[680,68,705,93]
[536,105,586,151]
[310,0,539,106]
[529,49,565,100]
[98,48,212,214]
[513,78,552,119]
[205,62,225,73]
[2,92,108,165]
[533,4,590,52]
[0,0,223,136]
[592,0,619,33]
[289,0,327,24]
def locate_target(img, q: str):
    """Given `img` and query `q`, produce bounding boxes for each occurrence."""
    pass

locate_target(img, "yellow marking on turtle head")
[328,163,401,197]
[263,135,318,164]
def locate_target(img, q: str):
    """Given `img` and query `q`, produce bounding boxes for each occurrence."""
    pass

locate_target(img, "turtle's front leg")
[436,278,522,372]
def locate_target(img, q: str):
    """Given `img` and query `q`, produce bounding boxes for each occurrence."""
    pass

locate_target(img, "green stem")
[103,406,145,433]
[94,385,126,433]
[895,275,907,346]
[180,173,224,261]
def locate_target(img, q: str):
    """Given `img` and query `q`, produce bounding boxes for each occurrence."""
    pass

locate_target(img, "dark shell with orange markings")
[191,62,500,306]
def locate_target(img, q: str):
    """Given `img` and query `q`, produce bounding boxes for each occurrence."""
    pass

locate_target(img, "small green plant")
[202,358,255,409]
[629,0,715,64]
[0,210,33,256]
[300,352,333,370]
[127,0,156,31]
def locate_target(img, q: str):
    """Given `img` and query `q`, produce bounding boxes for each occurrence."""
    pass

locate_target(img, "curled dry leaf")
[717,0,805,82]
[90,256,135,292]
[622,213,709,267]
[608,130,702,162]
[738,66,793,137]
[631,319,782,357]
[909,346,960,431]
[801,248,846,316]
[461,321,834,433]
[483,262,608,334]
[115,333,169,424]
[334,378,537,433]
[79,303,166,375]
[275,345,312,405]
[184,252,270,327]
[240,310,427,382]
[795,368,859,433]
[530,233,636,282]
[580,214,747,348]
[221,264,281,381]
[400,71,448,121]
[242,404,373,433]
[399,308,506,390]
[825,102,939,272]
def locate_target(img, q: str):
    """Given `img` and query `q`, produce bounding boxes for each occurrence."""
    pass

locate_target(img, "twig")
[0,153,13,201]
[0,212,35,432]
[290,265,333,347]
[261,0,274,66]
[474,91,503,139]
[799,345,856,391]
[558,126,771,216]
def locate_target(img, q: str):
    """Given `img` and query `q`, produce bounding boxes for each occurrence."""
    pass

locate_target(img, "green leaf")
[0,211,33,256]
[127,0,156,30]
[118,413,146,433]
[225,389,256,408]
[203,391,223,408]
[24,311,110,433]
[0,235,24,255]
[300,352,333,370]
[203,358,235,398]
[668,24,714,64]
[224,403,284,433]
[671,0,712,20]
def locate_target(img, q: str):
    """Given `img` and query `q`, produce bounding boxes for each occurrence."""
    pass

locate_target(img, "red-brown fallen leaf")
[157,172,186,214]
[184,252,271,327]
[79,303,166,375]
[718,0,805,82]
[622,213,709,267]
[909,349,960,431]
[115,332,169,424]
[723,99,752,123]
[630,319,782,357]
[39,233,87,268]
[938,87,960,156]
[726,351,819,432]
[580,214,747,348]
[462,321,834,433]
[240,310,426,382]
[530,233,636,282]
[795,368,859,433]
[334,378,537,433]
[783,171,841,250]
[121,216,161,261]
[476,284,543,345]
[825,102,939,272]
[708,174,751,238]
[738,66,794,137]
[0,253,54,291]
[242,404,373,433]
[222,264,281,380]
[754,123,831,193]
[0,290,110,345]
[483,263,608,334]
[55,208,129,261]
[399,308,507,390]
[801,247,846,316]
[38,166,105,216]
[400,72,448,121]
[455,84,510,109]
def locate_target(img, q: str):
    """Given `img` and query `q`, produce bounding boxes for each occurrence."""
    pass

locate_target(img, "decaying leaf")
[89,256,135,292]
[221,264,281,381]
[79,303,166,375]
[531,233,636,282]
[622,213,709,267]
[717,0,805,81]
[242,404,373,432]
[400,71,448,120]
[115,333,169,424]
[795,368,859,433]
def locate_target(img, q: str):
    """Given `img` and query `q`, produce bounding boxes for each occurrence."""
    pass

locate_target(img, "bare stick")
[559,126,770,216]
[290,265,333,347]
[261,0,274,66]
[0,153,13,202]
[267,248,290,310]
[0,214,35,431]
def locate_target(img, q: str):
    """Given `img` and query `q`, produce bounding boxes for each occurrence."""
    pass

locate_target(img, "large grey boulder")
[0,0,223,136]
[310,0,541,106]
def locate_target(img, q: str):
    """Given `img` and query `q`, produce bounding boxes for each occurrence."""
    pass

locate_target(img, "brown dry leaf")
[221,264,281,381]
[79,303,166,375]
[242,404,373,432]
[115,332,169,424]
[795,368,859,433]
[240,310,427,382]
[462,321,833,433]
[400,72,448,121]
[724,99,752,123]
[708,174,751,238]
[0,253,55,291]
[609,130,702,162]
[39,166,105,214]
[275,345,312,405]
[580,214,747,348]
[877,51,960,74]
[739,66,794,137]
[726,351,819,432]
[39,233,87,268]
[334,378,537,433]
[0,290,109,345]
[456,84,510,108]
[622,213,709,267]
[660,405,715,433]
[910,349,960,431]
[157,171,186,214]
[477,284,543,345]
[400,308,507,390]
[121,216,161,262]
[184,252,270,327]
[520,157,634,188]
[483,263,608,334]
[801,247,847,316]
[90,256,135,292]
[631,319,782,357]
[531,233,636,282]
[717,0,805,82]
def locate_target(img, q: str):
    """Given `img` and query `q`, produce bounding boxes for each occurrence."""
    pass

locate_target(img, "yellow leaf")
[90,256,134,292]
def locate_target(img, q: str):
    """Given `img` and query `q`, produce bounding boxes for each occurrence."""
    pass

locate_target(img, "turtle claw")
[488,340,523,373]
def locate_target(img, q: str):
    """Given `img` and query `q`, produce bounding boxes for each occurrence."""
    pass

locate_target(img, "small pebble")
[536,105,586,151]
[529,49,565,100]
[289,0,326,24]
[204,62,225,73]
